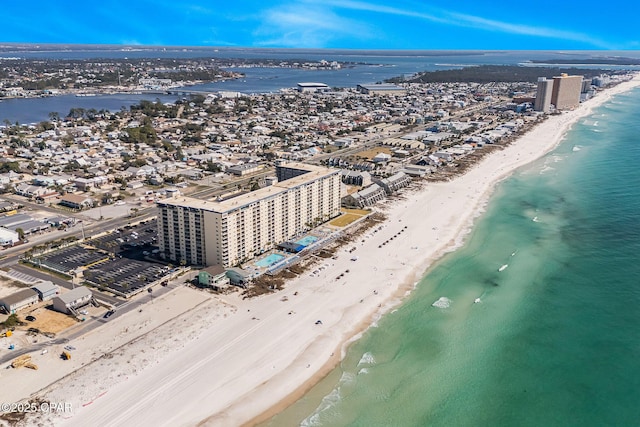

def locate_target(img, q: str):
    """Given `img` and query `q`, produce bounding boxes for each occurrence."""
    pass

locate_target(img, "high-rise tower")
[551,74,583,110]
[534,77,554,112]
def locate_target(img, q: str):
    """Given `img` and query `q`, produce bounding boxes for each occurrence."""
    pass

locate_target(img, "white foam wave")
[539,165,554,174]
[358,351,376,366]
[358,367,370,375]
[572,145,581,152]
[301,388,342,427]
[339,371,356,385]
[432,297,451,309]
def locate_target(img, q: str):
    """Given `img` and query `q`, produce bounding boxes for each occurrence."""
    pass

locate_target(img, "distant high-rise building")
[551,73,583,110]
[534,77,554,112]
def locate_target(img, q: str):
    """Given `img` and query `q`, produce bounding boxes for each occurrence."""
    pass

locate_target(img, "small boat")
[474,298,481,304]
[498,264,508,272]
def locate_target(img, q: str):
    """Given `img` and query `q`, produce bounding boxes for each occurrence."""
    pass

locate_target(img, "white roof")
[32,280,58,294]
[297,82,329,87]
[56,286,92,305]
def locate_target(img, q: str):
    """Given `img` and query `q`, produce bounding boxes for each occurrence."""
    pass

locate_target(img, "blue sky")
[2,0,638,50]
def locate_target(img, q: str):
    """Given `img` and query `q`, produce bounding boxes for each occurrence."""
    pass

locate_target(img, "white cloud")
[254,4,374,47]
[447,12,613,48]
[321,0,614,48]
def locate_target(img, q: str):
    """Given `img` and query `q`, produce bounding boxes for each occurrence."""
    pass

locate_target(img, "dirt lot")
[354,146,393,160]
[330,213,361,227]
[330,208,370,227]
[18,304,78,335]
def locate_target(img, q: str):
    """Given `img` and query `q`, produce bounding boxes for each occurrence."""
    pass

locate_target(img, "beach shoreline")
[18,75,640,427]
[239,75,640,426]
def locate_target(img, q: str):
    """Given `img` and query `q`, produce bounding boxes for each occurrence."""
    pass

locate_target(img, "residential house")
[373,172,411,195]
[225,267,254,287]
[341,170,372,187]
[342,183,386,208]
[31,281,59,301]
[52,287,93,314]
[15,183,49,198]
[198,265,230,289]
[58,194,95,210]
[0,289,39,314]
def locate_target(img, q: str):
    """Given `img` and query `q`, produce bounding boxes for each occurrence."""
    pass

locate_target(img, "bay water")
[266,88,640,426]
[4,49,640,124]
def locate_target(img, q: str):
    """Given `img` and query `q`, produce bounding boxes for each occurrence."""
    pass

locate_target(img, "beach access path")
[22,75,640,427]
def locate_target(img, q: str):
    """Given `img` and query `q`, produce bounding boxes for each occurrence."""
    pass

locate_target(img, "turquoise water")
[296,236,319,247]
[255,253,285,268]
[265,88,640,426]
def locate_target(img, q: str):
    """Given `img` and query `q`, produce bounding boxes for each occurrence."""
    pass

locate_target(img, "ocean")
[264,88,640,426]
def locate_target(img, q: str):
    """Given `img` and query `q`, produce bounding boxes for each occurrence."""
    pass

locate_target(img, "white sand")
[18,76,640,427]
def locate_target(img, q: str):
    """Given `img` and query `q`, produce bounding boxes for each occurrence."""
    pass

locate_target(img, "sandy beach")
[13,75,640,427]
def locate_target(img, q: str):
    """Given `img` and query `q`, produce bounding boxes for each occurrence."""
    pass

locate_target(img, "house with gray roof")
[342,183,386,208]
[52,287,93,314]
[0,289,39,314]
[32,281,60,301]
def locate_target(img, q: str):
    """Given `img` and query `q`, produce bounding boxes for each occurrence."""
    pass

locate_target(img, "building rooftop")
[0,289,38,307]
[32,280,58,294]
[202,265,226,276]
[158,163,338,214]
[55,286,92,305]
[358,83,405,91]
[297,82,329,88]
[59,193,92,204]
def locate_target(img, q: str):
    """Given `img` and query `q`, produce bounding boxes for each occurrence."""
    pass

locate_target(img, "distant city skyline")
[2,1,638,50]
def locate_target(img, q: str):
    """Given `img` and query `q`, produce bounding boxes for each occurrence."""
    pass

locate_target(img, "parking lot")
[34,218,171,297]
[90,218,158,254]
[84,257,168,296]
[83,218,166,296]
[38,245,110,273]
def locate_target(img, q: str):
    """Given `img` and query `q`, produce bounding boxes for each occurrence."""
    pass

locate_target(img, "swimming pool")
[255,253,285,268]
[295,235,319,247]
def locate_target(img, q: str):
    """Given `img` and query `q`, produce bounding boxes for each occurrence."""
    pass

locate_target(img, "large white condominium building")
[157,162,342,267]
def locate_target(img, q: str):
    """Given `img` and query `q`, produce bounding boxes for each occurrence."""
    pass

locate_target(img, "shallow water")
[266,88,640,427]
